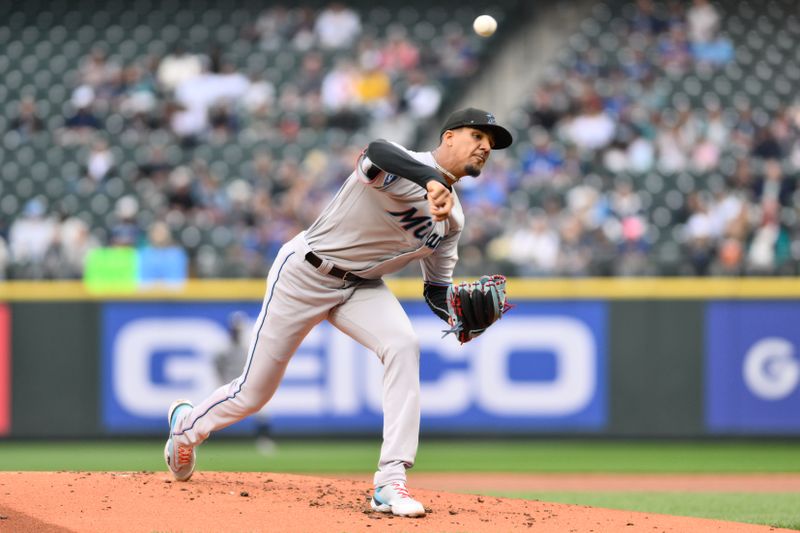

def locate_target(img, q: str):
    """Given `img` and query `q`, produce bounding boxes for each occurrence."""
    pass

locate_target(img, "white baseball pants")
[171,234,420,487]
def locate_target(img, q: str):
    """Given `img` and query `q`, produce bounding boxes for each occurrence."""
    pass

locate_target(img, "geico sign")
[743,337,800,401]
[111,315,598,419]
[113,318,229,417]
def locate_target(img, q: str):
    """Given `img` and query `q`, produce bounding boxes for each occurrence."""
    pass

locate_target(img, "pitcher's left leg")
[328,281,421,489]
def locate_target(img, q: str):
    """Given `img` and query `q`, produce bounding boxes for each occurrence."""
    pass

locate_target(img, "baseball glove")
[444,275,511,344]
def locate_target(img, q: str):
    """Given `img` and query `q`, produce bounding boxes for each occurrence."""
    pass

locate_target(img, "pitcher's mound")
[0,471,790,532]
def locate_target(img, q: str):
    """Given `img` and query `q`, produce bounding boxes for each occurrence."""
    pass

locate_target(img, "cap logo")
[486,113,496,124]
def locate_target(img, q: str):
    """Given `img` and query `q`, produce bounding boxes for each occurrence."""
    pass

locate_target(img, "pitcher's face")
[445,127,494,177]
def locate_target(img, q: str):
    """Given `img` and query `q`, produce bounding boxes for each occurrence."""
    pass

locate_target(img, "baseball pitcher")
[165,107,513,517]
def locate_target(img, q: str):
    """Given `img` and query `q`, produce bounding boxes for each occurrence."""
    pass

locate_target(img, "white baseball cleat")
[370,481,426,517]
[164,399,196,482]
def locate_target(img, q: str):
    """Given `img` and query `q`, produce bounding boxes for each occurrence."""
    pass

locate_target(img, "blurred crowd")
[1,2,480,279]
[473,0,800,277]
[2,0,800,280]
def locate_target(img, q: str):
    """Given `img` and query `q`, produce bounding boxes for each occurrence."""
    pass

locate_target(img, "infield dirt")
[0,471,795,532]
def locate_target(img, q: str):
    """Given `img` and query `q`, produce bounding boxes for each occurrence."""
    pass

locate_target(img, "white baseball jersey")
[304,142,464,284]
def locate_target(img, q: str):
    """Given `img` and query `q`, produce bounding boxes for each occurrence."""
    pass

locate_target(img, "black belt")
[305,251,366,282]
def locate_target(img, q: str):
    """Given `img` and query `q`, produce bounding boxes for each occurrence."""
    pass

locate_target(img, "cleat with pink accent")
[164,399,196,482]
[370,481,426,517]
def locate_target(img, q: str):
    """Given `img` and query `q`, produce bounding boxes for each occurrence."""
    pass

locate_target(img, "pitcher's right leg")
[165,239,339,479]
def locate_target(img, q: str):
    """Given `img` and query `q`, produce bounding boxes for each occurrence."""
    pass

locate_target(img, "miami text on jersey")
[387,207,443,249]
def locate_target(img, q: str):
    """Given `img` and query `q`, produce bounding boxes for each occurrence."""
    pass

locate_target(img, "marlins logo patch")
[380,174,399,188]
[486,113,497,124]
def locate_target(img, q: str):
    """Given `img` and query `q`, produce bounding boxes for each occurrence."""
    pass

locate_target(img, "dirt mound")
[360,472,800,493]
[0,471,792,532]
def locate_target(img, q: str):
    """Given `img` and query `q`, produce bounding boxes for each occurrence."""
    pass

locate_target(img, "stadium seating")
[1,0,799,278]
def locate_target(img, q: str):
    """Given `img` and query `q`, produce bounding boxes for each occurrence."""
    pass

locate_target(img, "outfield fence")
[2,278,799,438]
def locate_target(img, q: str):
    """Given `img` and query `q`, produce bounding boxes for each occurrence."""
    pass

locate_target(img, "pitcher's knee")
[235,388,269,415]
[380,334,420,366]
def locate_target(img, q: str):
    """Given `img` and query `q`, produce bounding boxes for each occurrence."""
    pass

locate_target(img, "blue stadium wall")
[2,278,799,438]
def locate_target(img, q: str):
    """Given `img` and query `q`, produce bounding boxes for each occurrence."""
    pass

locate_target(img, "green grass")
[0,439,797,473]
[490,491,800,530]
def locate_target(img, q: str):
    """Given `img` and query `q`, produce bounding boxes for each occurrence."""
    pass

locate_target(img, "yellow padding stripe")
[0,278,800,301]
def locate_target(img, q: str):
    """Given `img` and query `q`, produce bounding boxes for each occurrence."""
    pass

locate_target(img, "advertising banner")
[102,301,607,435]
[706,301,800,433]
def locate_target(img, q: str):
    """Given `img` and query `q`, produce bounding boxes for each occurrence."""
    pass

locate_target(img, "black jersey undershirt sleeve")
[423,282,450,323]
[365,139,451,191]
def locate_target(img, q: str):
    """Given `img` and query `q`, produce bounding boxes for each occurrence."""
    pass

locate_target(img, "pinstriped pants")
[171,234,420,488]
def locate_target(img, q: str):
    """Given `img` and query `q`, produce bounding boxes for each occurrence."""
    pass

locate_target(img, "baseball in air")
[473,15,497,37]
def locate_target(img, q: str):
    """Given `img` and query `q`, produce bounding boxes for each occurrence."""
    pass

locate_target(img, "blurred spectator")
[170,65,249,143]
[321,59,358,113]
[558,215,593,276]
[691,134,721,172]
[403,70,442,119]
[119,64,159,121]
[752,159,796,207]
[249,6,295,51]
[380,28,420,77]
[291,7,318,51]
[710,237,745,276]
[62,86,102,144]
[566,95,616,152]
[657,26,692,74]
[355,57,392,114]
[626,130,656,172]
[137,145,173,184]
[631,0,669,35]
[728,157,755,193]
[9,97,44,138]
[656,117,689,172]
[609,179,642,218]
[241,72,276,118]
[157,45,204,92]
[505,212,560,276]
[43,217,100,279]
[79,46,119,96]
[615,215,651,276]
[751,125,784,160]
[9,199,58,278]
[708,188,745,238]
[296,52,326,98]
[314,3,361,49]
[746,199,791,274]
[438,29,478,79]
[520,129,564,183]
[109,196,143,247]
[86,139,115,182]
[683,192,716,275]
[166,166,200,213]
[686,0,719,44]
[193,160,229,222]
[525,87,564,132]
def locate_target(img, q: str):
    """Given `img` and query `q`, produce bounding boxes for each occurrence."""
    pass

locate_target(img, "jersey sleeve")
[423,282,450,323]
[358,139,450,191]
[420,229,460,285]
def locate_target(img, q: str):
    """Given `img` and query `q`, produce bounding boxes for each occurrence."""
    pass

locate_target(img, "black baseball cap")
[439,107,513,149]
